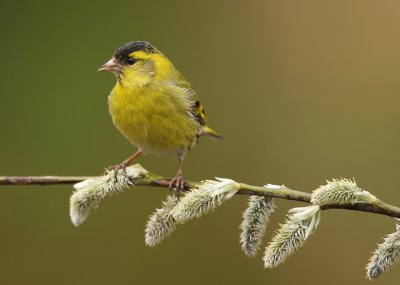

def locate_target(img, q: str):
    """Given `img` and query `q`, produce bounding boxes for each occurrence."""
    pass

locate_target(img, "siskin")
[98,41,221,190]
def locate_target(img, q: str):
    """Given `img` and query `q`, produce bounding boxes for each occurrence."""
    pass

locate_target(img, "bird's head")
[98,41,173,88]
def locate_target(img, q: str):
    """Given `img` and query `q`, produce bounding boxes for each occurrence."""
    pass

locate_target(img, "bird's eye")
[127,58,136,65]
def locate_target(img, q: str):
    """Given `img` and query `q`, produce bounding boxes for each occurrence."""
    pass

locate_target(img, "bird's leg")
[169,155,185,194]
[107,150,143,172]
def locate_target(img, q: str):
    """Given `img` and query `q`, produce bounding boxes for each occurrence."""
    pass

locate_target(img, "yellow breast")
[108,82,200,155]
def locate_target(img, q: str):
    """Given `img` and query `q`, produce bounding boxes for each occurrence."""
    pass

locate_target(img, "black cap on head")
[113,41,156,64]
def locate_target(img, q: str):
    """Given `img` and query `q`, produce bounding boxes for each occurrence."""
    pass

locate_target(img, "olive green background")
[1,0,400,284]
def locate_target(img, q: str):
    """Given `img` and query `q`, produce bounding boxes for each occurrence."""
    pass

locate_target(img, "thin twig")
[0,176,94,185]
[1,172,400,218]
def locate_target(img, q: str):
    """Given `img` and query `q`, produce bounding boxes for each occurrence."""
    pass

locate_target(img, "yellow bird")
[98,41,222,190]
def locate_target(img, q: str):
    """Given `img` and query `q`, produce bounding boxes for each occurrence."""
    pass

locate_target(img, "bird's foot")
[169,173,185,195]
[106,162,128,178]
[107,162,128,172]
[106,150,143,176]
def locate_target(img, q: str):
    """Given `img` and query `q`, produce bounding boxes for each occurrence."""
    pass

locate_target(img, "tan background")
[1,0,400,284]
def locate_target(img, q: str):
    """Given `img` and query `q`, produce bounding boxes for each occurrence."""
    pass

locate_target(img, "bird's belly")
[109,87,199,155]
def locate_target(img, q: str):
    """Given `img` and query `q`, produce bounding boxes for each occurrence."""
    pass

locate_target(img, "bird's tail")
[201,125,223,139]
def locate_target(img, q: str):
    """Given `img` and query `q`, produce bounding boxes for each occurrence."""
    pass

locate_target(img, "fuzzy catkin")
[366,223,400,279]
[311,179,376,206]
[263,205,321,268]
[263,219,307,268]
[171,178,240,224]
[171,187,225,223]
[70,170,131,226]
[70,164,147,226]
[145,195,180,246]
[240,196,276,257]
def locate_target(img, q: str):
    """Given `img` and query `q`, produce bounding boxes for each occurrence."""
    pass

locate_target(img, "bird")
[98,41,222,191]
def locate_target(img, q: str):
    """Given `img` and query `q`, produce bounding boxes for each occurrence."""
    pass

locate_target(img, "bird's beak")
[98,58,122,73]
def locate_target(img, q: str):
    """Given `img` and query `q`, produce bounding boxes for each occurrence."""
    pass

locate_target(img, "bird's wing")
[174,73,222,139]
[190,99,207,126]
[174,73,207,125]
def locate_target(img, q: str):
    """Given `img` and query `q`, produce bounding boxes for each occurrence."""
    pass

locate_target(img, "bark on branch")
[1,172,399,218]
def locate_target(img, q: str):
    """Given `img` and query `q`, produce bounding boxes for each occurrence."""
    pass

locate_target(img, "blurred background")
[1,0,400,284]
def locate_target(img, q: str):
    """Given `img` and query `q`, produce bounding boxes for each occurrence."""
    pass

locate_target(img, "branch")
[1,164,400,279]
[1,171,399,219]
[0,176,94,185]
